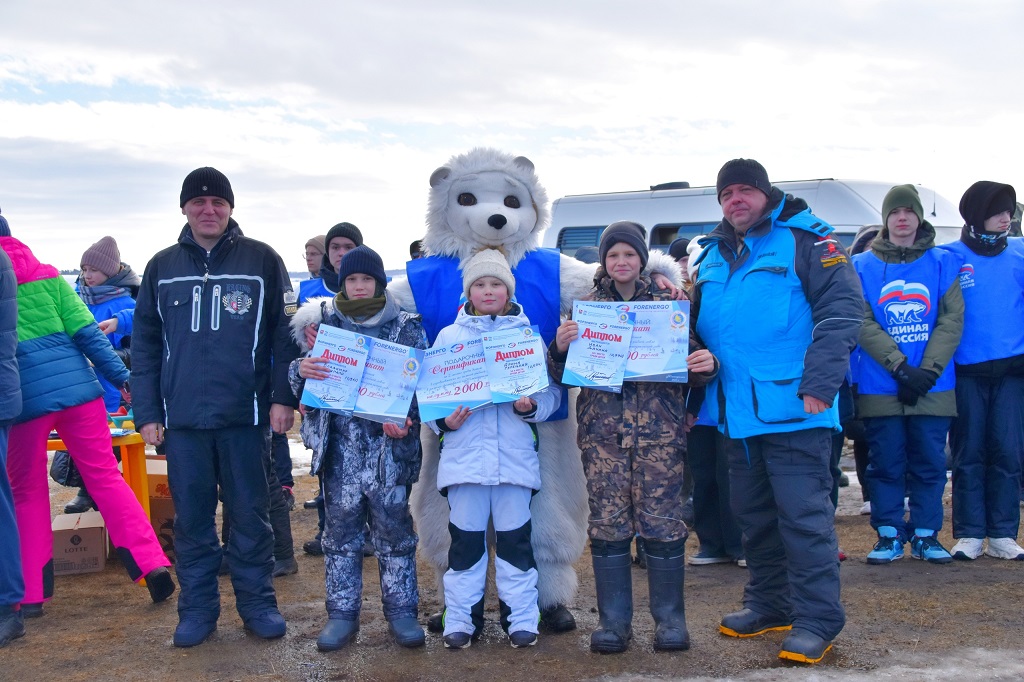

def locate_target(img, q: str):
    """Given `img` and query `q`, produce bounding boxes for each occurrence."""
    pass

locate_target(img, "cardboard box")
[145,456,175,560]
[146,457,171,499]
[149,497,176,562]
[52,511,107,575]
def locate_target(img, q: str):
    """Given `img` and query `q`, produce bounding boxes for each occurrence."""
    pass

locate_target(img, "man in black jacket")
[132,167,299,647]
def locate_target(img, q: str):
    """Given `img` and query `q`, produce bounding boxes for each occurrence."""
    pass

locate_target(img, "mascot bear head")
[423,147,549,266]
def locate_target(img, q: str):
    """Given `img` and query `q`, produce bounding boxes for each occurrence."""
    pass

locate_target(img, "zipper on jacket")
[210,284,221,331]
[190,285,202,332]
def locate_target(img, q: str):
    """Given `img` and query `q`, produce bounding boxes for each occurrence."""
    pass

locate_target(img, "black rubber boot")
[64,488,96,514]
[644,539,690,651]
[589,540,633,654]
[539,603,576,632]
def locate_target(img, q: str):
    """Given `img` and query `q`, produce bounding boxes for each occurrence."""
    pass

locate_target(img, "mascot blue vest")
[407,249,568,420]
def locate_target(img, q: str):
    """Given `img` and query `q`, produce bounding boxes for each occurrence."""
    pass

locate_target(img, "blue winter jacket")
[692,189,863,439]
[80,283,136,412]
[0,248,21,422]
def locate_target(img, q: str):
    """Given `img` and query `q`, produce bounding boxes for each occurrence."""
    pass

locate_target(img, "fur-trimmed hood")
[290,291,405,353]
[291,297,333,353]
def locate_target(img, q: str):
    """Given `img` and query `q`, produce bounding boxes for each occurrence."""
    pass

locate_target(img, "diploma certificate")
[481,325,550,404]
[300,326,369,414]
[416,337,492,423]
[560,301,633,392]
[353,337,425,425]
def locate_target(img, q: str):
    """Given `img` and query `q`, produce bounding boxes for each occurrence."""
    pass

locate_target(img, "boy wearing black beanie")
[938,181,1024,562]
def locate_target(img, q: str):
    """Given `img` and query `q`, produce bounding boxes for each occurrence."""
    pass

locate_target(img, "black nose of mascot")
[487,214,507,230]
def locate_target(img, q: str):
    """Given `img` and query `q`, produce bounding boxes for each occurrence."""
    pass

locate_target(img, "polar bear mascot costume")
[389,147,680,633]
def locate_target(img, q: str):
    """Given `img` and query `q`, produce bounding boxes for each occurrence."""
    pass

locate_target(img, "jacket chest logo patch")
[222,291,253,316]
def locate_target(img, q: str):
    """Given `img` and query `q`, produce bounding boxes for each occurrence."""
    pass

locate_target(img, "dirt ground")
[5,446,1024,682]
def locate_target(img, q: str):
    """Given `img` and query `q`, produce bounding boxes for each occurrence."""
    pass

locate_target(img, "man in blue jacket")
[132,167,300,647]
[692,159,862,664]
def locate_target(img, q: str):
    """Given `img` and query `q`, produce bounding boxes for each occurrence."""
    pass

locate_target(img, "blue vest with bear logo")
[695,204,840,439]
[939,239,1024,365]
[853,248,958,395]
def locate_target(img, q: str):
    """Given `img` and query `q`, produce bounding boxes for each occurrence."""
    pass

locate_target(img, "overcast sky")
[0,1,1020,272]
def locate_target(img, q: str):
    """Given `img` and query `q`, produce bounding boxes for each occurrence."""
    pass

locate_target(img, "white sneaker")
[985,537,1024,560]
[859,501,871,515]
[951,537,984,560]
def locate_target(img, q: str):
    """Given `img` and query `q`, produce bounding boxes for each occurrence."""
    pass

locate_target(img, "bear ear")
[429,166,452,188]
[512,156,535,173]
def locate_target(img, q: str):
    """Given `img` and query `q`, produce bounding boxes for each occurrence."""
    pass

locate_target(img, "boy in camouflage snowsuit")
[548,221,717,654]
[289,246,428,652]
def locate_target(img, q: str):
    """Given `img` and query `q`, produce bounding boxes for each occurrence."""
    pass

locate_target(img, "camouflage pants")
[581,442,688,543]
[322,461,419,621]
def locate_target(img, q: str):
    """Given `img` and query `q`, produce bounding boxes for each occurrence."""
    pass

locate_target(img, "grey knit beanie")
[81,236,121,278]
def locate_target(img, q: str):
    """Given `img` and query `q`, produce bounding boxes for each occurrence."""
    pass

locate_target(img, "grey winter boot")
[644,539,690,651]
[590,540,633,654]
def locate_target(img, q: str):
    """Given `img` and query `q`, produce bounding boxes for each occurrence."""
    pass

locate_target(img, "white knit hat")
[461,249,515,299]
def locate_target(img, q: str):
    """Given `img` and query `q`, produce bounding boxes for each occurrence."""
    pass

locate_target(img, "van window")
[555,226,603,256]
[651,223,720,249]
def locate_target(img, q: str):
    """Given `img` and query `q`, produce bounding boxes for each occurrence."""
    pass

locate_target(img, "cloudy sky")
[0,1,1020,272]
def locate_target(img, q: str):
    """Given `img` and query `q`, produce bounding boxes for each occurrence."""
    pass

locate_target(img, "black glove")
[896,384,920,406]
[892,363,938,397]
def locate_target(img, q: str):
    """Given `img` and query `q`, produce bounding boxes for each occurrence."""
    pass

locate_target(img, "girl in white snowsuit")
[289,246,428,651]
[433,250,561,649]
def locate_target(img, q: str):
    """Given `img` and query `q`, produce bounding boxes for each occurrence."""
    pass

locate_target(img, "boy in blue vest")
[939,182,1024,561]
[691,159,862,665]
[853,184,963,566]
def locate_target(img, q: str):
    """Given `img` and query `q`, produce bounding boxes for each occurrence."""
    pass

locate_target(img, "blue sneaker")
[910,530,952,564]
[866,526,904,564]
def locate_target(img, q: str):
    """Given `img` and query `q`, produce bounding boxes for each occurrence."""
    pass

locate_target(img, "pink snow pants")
[7,397,171,605]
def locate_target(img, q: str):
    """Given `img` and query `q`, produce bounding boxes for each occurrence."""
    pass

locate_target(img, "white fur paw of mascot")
[388,147,682,635]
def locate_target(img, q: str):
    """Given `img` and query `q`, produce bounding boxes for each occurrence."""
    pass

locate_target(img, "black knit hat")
[337,245,387,290]
[325,222,364,251]
[960,181,1017,231]
[599,221,649,271]
[716,159,771,202]
[668,237,690,261]
[180,167,234,208]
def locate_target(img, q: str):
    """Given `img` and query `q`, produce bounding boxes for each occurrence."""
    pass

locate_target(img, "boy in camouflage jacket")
[289,247,428,652]
[548,221,717,654]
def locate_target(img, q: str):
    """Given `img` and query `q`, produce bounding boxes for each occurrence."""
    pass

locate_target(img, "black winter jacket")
[132,220,299,429]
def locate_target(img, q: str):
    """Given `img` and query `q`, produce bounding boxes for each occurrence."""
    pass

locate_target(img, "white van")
[542,179,962,256]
